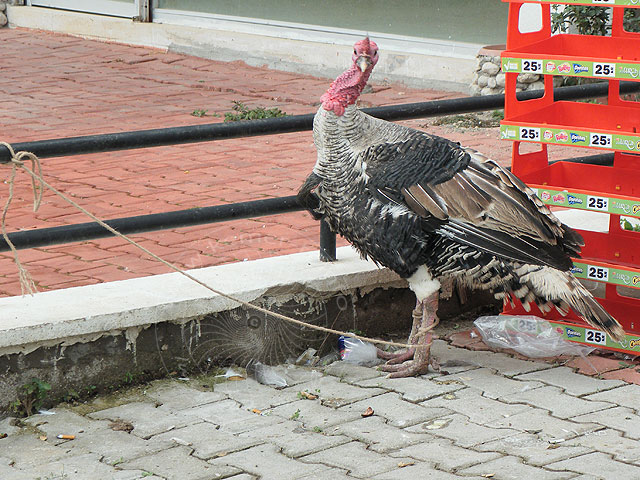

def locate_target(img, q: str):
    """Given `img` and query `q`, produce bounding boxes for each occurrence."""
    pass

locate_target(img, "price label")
[585,329,607,345]
[587,195,609,212]
[591,0,614,4]
[587,265,609,282]
[593,62,616,77]
[519,127,540,141]
[590,133,612,147]
[522,59,543,73]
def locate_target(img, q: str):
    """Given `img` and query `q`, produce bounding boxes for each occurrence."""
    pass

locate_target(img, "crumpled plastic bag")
[247,361,288,388]
[339,336,381,366]
[473,315,595,358]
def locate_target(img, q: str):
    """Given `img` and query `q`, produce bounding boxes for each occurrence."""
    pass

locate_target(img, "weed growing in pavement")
[224,101,287,122]
[10,378,51,417]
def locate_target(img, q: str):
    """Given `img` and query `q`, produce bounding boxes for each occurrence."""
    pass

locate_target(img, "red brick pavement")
[0,27,599,297]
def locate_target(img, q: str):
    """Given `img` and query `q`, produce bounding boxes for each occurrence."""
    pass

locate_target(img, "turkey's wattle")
[298,37,624,378]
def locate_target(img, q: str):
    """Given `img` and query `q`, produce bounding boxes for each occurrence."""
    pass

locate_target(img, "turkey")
[298,37,624,378]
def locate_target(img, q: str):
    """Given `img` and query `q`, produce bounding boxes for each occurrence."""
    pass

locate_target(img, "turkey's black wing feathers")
[361,129,582,271]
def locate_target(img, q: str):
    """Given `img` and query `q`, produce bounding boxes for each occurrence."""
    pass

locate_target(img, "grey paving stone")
[208,377,300,411]
[323,361,385,382]
[150,421,262,460]
[270,364,326,386]
[565,428,640,463]
[487,407,602,443]
[295,374,387,408]
[431,339,550,376]
[586,384,640,411]
[182,398,285,434]
[267,398,362,429]
[89,401,201,439]
[226,475,258,480]
[121,445,241,480]
[515,367,624,396]
[424,387,534,425]
[237,419,350,458]
[300,440,414,479]
[0,464,32,480]
[0,433,71,469]
[475,432,591,466]
[435,367,544,400]
[297,467,354,480]
[329,416,433,453]
[354,374,464,403]
[390,435,501,470]
[209,443,330,480]
[338,392,452,428]
[144,380,228,409]
[501,385,613,419]
[547,451,640,478]
[0,417,21,437]
[573,406,640,440]
[459,455,576,480]
[371,462,467,479]
[17,452,129,480]
[406,413,518,448]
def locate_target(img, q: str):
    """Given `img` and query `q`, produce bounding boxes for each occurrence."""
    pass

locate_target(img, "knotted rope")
[0,142,431,350]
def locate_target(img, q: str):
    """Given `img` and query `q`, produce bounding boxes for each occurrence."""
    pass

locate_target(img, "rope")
[0,143,429,350]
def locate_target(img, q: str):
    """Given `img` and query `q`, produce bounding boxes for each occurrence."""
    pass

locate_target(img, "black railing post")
[319,219,337,262]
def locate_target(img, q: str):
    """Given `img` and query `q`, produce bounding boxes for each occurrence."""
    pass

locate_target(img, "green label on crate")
[571,261,640,288]
[502,58,640,81]
[531,187,640,218]
[548,321,640,352]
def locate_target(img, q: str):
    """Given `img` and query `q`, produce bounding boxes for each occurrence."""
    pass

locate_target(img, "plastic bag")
[473,315,595,358]
[338,336,381,366]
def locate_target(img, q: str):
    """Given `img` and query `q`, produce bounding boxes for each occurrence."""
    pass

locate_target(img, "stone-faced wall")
[0,3,7,28]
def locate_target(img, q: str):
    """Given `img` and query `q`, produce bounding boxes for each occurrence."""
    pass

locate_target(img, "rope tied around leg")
[0,142,44,295]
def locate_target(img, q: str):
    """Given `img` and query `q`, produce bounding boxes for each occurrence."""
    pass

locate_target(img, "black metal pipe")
[0,196,302,252]
[319,219,337,262]
[2,81,638,164]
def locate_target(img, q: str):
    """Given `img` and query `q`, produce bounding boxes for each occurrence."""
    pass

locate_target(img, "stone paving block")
[183,399,286,434]
[89,401,202,439]
[487,408,603,443]
[210,377,300,411]
[297,467,353,480]
[573,406,640,440]
[585,383,640,410]
[338,392,452,428]
[405,413,519,448]
[226,475,258,480]
[209,443,329,480]
[547,451,640,478]
[329,416,434,453]
[267,398,362,429]
[371,462,465,479]
[300,440,415,479]
[0,433,71,469]
[500,385,613,419]
[270,364,325,386]
[122,445,241,480]
[424,387,534,425]
[144,380,228,409]
[432,340,551,377]
[459,455,576,480]
[17,452,126,480]
[390,435,501,471]
[295,374,387,408]
[514,366,624,397]
[0,417,21,437]
[475,432,591,467]
[237,419,350,458]
[323,361,385,382]
[565,428,640,463]
[354,374,464,403]
[150,421,262,460]
[0,465,32,480]
[435,367,544,400]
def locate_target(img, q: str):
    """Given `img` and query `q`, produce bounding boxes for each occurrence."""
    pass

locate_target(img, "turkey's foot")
[376,347,415,364]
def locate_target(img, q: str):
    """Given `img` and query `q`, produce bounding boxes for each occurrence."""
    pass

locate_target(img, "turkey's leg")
[379,291,439,378]
[376,299,421,362]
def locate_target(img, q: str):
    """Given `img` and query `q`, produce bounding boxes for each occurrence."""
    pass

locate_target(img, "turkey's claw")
[376,347,415,364]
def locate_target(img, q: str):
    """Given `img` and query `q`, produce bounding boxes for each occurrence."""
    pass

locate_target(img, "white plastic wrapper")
[474,315,595,358]
[339,336,381,366]
[248,361,288,388]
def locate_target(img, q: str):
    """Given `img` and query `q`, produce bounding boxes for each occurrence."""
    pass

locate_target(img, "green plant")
[191,109,208,117]
[312,426,323,433]
[290,409,301,420]
[224,101,287,122]
[10,378,51,417]
[622,218,640,232]
[552,6,640,36]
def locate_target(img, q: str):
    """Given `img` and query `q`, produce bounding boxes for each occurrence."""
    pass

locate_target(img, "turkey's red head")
[321,37,379,116]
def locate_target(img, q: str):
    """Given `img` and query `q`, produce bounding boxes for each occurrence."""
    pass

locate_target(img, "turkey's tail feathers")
[503,266,624,342]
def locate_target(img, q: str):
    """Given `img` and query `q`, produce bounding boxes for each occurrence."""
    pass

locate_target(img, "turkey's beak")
[356,55,372,73]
